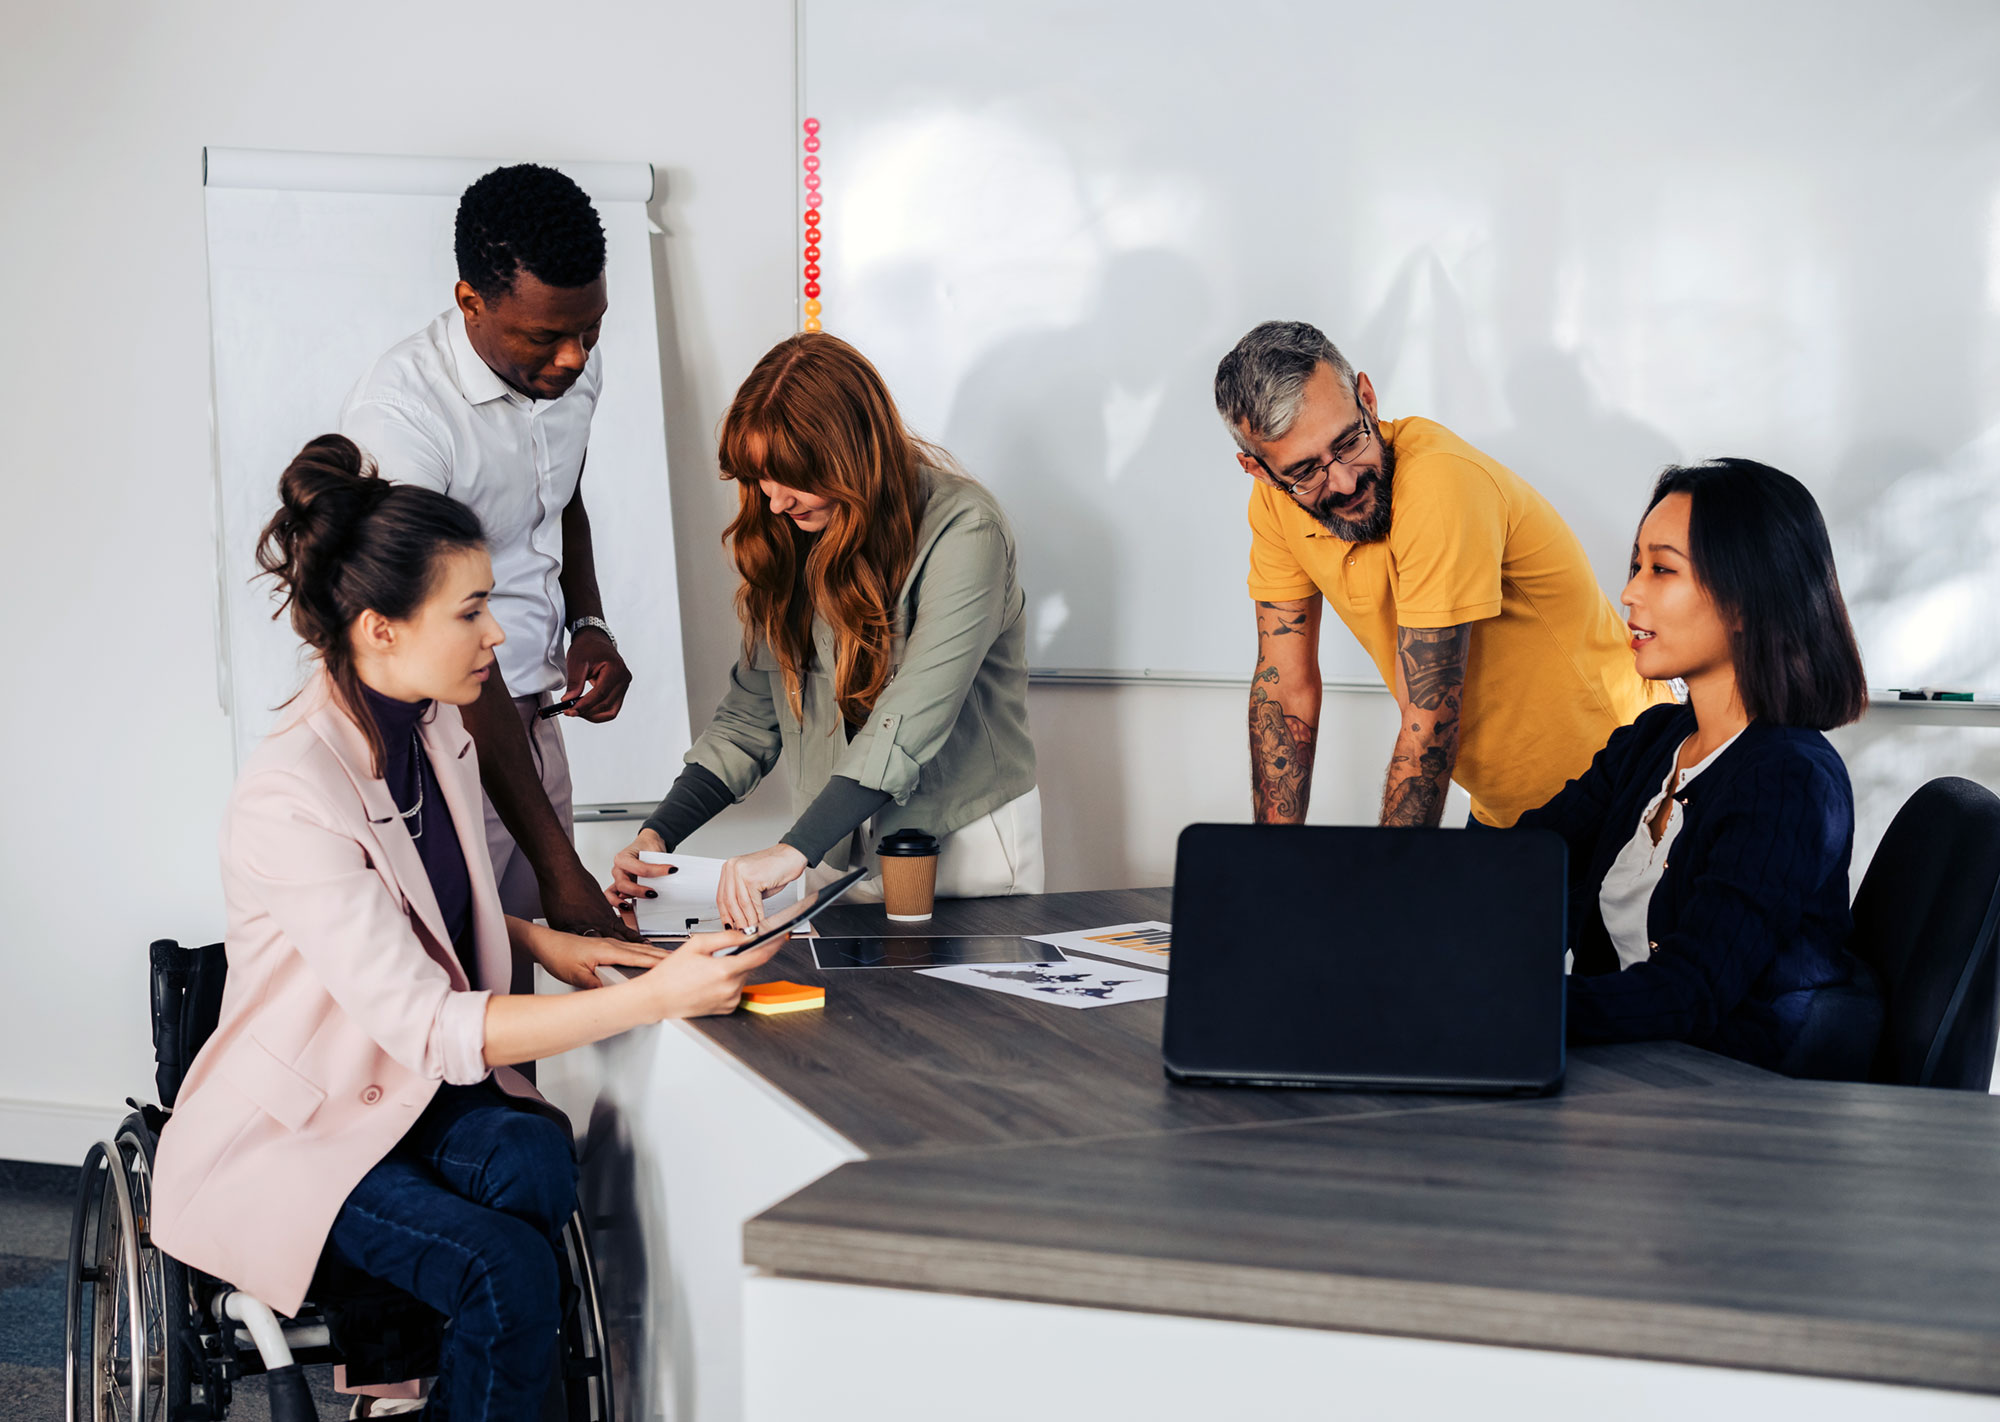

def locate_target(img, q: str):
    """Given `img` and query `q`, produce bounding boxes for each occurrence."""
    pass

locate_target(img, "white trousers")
[806,786,1045,902]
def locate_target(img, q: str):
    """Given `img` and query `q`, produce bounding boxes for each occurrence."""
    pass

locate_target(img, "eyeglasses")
[1252,413,1377,495]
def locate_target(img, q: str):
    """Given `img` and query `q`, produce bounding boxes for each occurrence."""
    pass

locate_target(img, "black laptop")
[1162,824,1567,1094]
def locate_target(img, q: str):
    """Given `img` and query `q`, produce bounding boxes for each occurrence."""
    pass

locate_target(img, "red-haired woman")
[610,334,1042,928]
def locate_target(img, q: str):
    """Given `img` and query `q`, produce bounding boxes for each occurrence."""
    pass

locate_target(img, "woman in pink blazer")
[150,435,779,1420]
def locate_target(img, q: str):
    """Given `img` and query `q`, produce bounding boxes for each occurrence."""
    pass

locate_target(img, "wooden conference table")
[542,888,2000,1422]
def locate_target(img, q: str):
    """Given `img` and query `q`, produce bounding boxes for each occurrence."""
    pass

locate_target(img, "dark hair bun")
[254,433,487,773]
[257,435,394,644]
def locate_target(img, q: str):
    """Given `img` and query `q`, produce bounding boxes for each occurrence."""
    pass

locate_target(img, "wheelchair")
[64,940,614,1421]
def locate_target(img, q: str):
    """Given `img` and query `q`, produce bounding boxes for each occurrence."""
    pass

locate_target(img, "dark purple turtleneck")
[360,683,476,981]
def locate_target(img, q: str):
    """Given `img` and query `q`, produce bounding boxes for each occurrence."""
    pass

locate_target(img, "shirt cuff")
[837,710,928,802]
[1247,580,1321,602]
[781,776,894,866]
[1395,599,1502,629]
[437,989,493,1086]
[643,763,736,849]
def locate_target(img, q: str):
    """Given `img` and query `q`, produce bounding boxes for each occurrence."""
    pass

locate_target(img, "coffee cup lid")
[877,827,940,857]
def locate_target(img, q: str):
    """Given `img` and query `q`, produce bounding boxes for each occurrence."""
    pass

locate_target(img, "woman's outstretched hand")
[482,918,782,1067]
[715,844,809,930]
[635,931,782,1019]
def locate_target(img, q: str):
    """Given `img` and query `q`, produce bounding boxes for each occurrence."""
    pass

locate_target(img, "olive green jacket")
[685,469,1037,839]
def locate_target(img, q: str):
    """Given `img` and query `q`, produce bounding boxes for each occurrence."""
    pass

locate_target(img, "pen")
[537,696,581,720]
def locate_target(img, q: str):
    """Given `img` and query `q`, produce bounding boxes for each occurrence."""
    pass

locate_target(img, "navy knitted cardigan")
[1512,702,1863,1069]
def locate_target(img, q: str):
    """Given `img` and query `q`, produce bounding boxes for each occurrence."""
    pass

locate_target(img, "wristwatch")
[568,615,616,648]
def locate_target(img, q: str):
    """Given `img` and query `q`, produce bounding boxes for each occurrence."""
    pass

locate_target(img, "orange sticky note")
[740,980,826,1015]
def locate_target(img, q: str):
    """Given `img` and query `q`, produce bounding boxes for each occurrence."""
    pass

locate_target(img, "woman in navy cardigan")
[1512,459,1880,1077]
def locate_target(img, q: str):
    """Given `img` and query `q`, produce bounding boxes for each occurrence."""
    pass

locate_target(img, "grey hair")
[1213,321,1356,454]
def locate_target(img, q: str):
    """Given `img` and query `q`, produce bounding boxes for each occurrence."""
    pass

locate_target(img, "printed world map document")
[917,960,1169,1009]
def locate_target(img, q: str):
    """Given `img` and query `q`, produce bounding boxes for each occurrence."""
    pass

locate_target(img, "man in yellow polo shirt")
[1213,320,1668,827]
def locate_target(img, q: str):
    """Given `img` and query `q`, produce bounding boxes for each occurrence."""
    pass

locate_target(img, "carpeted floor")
[0,1158,87,1421]
[0,1158,353,1420]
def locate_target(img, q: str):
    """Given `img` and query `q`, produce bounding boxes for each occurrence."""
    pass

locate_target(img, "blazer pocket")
[221,1035,328,1132]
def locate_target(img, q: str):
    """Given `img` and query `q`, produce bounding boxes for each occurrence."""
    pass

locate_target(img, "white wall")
[2,2,1987,1164]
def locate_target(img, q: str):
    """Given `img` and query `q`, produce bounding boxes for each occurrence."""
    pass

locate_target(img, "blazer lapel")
[420,706,514,995]
[305,690,458,977]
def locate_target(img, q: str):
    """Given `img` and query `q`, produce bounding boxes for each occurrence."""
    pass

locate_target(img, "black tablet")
[809,935,1056,970]
[714,866,867,956]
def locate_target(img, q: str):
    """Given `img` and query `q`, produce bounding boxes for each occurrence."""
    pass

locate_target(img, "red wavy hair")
[718,333,948,724]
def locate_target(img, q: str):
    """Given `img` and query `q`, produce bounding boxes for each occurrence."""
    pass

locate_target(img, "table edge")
[744,1219,2000,1396]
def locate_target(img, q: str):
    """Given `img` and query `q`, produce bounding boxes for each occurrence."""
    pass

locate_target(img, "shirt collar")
[446,308,522,408]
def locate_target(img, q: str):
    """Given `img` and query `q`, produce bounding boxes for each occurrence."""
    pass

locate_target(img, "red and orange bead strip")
[801,117,822,332]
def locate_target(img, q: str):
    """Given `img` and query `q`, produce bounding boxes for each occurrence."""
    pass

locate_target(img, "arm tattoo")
[1398,624,1471,710]
[1250,660,1317,823]
[1381,624,1469,827]
[1255,600,1312,637]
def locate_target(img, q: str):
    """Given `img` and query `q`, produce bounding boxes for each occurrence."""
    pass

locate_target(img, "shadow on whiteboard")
[944,248,1224,670]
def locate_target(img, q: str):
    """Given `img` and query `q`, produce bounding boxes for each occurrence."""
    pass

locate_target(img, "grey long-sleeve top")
[645,468,1037,862]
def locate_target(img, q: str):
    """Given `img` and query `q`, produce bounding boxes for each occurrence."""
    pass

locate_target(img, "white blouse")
[1589,730,1744,973]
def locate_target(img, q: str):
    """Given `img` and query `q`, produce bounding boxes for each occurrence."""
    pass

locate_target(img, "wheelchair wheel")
[66,1114,193,1422]
[555,1209,614,1422]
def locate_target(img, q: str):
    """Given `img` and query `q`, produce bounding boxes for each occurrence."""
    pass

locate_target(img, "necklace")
[390,728,425,842]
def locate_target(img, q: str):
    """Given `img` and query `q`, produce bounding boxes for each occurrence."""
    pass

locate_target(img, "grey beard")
[1304,448,1395,542]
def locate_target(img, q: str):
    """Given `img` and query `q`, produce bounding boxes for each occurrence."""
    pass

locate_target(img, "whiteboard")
[801,0,2000,686]
[205,148,689,807]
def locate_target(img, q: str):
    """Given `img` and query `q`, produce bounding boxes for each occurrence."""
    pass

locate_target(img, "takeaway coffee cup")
[877,828,941,922]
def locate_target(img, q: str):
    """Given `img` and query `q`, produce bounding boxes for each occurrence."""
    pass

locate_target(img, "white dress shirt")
[1595,729,1744,971]
[340,310,601,698]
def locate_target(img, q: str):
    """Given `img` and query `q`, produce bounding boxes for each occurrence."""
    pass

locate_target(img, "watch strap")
[568,615,616,648]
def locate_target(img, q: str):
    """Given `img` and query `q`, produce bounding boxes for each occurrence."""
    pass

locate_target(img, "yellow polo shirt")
[1247,416,1670,826]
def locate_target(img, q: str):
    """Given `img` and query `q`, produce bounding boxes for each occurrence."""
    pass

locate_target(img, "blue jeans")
[323,1082,576,1420]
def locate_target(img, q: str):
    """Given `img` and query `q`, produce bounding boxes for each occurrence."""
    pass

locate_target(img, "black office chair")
[1847,777,2000,1090]
[64,940,614,1421]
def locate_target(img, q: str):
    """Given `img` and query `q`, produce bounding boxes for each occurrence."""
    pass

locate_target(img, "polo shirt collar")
[447,309,521,408]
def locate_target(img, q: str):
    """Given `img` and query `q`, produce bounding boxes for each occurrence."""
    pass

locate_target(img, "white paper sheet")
[630,852,803,936]
[916,960,1169,1009]
[1022,921,1172,971]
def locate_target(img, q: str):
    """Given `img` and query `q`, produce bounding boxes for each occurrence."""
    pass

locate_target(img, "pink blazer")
[151,671,541,1316]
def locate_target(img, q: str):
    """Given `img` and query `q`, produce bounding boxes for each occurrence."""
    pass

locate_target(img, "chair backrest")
[1848,777,2000,1089]
[149,938,228,1109]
